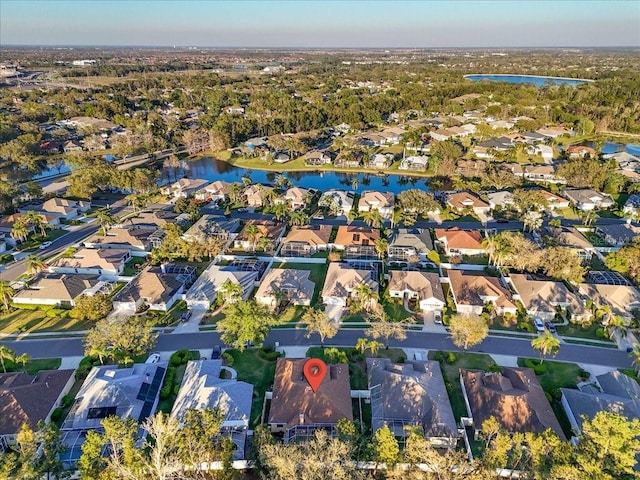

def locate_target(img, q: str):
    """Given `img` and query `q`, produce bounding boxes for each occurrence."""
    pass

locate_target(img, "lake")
[464,74,593,87]
[179,157,432,194]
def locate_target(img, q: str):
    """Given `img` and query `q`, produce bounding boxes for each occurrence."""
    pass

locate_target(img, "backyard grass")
[0,308,92,335]
[271,261,329,304]
[428,351,499,421]
[122,256,147,276]
[225,348,279,428]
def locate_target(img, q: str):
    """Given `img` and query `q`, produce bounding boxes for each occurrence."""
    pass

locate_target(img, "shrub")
[445,352,457,364]
[488,363,503,373]
[432,351,444,363]
[397,355,406,364]
[595,328,607,339]
[323,347,348,364]
[221,352,234,367]
[533,364,547,375]
[579,369,591,380]
[51,408,64,423]
[170,349,191,366]
[160,366,176,400]
[61,395,73,408]
[551,388,563,401]
[173,384,181,395]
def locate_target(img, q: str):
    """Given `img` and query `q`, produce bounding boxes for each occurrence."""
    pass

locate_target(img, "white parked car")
[145,353,161,364]
[433,310,442,324]
[39,241,52,250]
[533,318,546,333]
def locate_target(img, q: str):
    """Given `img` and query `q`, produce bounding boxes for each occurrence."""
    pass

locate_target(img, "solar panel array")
[137,366,165,422]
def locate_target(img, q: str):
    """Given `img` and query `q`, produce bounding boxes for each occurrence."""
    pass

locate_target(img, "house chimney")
[298,413,305,425]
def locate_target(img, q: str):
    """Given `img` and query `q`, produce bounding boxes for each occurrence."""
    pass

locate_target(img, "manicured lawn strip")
[53,376,85,428]
[271,261,328,304]
[122,256,147,276]
[381,299,412,321]
[428,351,499,421]
[556,322,612,342]
[0,308,93,334]
[225,348,278,428]
[563,339,617,348]
[17,228,68,251]
[157,350,200,414]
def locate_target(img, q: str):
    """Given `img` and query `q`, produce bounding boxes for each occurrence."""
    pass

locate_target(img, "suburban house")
[280,225,332,257]
[567,145,596,159]
[448,270,517,316]
[11,273,101,308]
[112,264,195,313]
[446,192,491,219]
[561,371,639,441]
[0,213,60,240]
[358,190,395,218]
[387,271,445,313]
[487,191,515,211]
[268,358,352,443]
[387,228,434,263]
[233,220,285,252]
[163,178,211,199]
[399,155,429,171]
[622,194,640,217]
[535,189,570,210]
[63,139,83,152]
[435,227,485,257]
[19,198,90,220]
[367,153,392,169]
[319,190,355,216]
[321,262,379,307]
[243,184,275,208]
[0,369,75,450]
[304,150,332,166]
[185,264,259,310]
[537,126,574,138]
[539,226,594,260]
[563,189,614,211]
[509,273,591,322]
[194,180,231,203]
[577,283,640,323]
[514,165,564,183]
[460,368,565,440]
[525,144,554,163]
[49,247,130,279]
[60,363,167,468]
[595,223,640,246]
[280,187,313,210]
[334,225,380,260]
[171,360,253,459]
[125,210,183,228]
[254,268,315,309]
[84,226,163,252]
[182,215,240,244]
[367,358,458,448]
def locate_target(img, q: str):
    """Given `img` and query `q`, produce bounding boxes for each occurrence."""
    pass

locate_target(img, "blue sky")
[1,1,639,47]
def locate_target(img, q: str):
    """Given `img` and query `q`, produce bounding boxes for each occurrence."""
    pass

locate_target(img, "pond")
[176,157,433,195]
[464,74,593,87]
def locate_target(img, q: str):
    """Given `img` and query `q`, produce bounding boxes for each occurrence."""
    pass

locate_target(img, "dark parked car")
[181,310,192,322]
[545,322,557,333]
[496,218,509,224]
[211,345,222,360]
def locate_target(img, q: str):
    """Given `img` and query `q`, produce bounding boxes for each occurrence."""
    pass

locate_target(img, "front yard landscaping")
[224,347,280,428]
[157,349,201,414]
[0,306,93,335]
[122,256,147,276]
[556,322,613,343]
[1,357,62,375]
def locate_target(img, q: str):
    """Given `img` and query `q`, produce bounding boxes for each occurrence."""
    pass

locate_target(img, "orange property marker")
[303,358,327,393]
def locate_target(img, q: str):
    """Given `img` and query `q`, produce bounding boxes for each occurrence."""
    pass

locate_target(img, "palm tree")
[362,209,384,228]
[96,208,115,235]
[15,353,30,372]
[273,202,290,222]
[11,217,29,243]
[355,337,369,354]
[522,210,543,233]
[0,345,15,373]
[256,237,273,253]
[219,279,243,303]
[531,331,560,363]
[245,224,261,252]
[25,211,47,237]
[0,280,14,312]
[375,238,388,260]
[352,282,379,312]
[389,208,403,229]
[367,340,384,356]
[26,254,45,275]
[289,211,309,226]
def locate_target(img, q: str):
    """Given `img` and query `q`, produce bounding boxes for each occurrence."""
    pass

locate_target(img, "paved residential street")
[2,329,633,369]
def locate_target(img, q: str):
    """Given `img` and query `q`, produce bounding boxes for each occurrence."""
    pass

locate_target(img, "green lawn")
[0,308,93,335]
[157,350,200,414]
[271,261,329,304]
[556,322,612,342]
[428,351,499,421]
[122,256,147,276]
[140,300,188,327]
[381,299,413,321]
[225,348,279,428]
[16,229,68,252]
[1,356,62,374]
